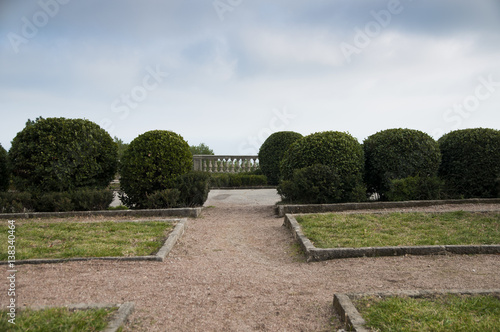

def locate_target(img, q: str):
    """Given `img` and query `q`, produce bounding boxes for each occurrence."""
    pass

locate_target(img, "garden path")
[3,192,500,331]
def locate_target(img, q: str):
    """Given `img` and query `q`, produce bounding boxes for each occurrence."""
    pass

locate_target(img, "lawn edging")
[0,207,201,219]
[283,214,500,262]
[276,198,500,217]
[0,218,187,265]
[333,289,500,332]
[17,302,134,332]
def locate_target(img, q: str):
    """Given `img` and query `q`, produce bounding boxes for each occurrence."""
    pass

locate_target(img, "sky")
[1,0,499,155]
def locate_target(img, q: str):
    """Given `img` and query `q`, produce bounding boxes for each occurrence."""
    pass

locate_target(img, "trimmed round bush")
[258,131,303,185]
[280,131,365,202]
[438,128,500,198]
[363,128,441,198]
[0,144,9,192]
[9,117,118,192]
[119,130,193,208]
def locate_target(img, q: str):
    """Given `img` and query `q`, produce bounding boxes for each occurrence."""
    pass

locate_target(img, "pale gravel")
[1,202,499,331]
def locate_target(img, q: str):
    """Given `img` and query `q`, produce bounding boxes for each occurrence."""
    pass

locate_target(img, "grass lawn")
[295,211,500,248]
[354,294,500,332]
[0,307,118,332]
[0,220,174,260]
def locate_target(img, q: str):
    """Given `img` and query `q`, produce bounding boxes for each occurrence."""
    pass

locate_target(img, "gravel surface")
[2,201,499,331]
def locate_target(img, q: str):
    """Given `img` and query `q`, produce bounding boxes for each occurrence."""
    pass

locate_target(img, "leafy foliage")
[9,117,118,192]
[280,131,365,202]
[387,175,444,201]
[119,130,193,208]
[190,143,214,155]
[363,128,441,198]
[175,171,211,207]
[258,131,303,185]
[438,128,500,198]
[210,173,268,188]
[0,144,9,191]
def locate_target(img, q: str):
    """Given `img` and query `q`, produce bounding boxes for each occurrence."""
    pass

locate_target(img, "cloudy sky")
[1,0,499,154]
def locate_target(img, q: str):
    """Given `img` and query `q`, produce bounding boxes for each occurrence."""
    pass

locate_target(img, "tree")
[190,143,214,155]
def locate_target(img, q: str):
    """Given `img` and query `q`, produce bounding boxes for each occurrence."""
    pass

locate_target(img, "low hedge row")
[0,189,114,213]
[209,173,268,188]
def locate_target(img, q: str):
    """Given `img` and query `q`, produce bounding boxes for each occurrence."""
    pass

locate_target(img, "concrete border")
[0,207,201,220]
[276,198,500,217]
[283,214,500,262]
[333,289,500,332]
[17,302,134,332]
[0,218,187,265]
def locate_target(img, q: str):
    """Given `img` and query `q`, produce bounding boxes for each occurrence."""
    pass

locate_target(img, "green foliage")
[387,175,444,201]
[190,143,214,155]
[363,128,441,199]
[119,130,193,208]
[142,189,181,209]
[0,192,34,213]
[0,144,9,191]
[438,128,500,198]
[280,131,365,201]
[9,117,118,192]
[258,131,303,185]
[210,173,268,188]
[175,171,211,207]
[114,136,129,161]
[68,188,114,211]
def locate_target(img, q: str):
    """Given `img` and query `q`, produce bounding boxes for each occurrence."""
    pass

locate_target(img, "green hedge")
[119,130,193,208]
[9,117,118,192]
[258,131,303,185]
[386,175,444,201]
[210,173,268,188]
[0,144,9,192]
[0,189,113,213]
[438,128,500,198]
[363,128,441,199]
[280,131,365,202]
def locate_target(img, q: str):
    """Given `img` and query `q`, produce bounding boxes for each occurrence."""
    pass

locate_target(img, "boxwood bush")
[209,173,267,188]
[438,128,500,198]
[280,131,366,202]
[9,117,118,192]
[363,128,441,199]
[0,144,9,192]
[258,131,303,185]
[119,130,193,208]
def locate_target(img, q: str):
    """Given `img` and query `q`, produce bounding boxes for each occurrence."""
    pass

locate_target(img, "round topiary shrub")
[363,128,441,198]
[280,131,366,202]
[9,117,118,192]
[438,128,500,198]
[119,130,193,208]
[0,144,9,192]
[258,131,303,185]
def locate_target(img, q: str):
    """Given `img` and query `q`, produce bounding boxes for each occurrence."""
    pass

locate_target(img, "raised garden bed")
[284,211,500,262]
[0,218,187,265]
[333,289,500,332]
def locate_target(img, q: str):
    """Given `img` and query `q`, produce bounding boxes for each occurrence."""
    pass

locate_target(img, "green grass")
[354,294,500,332]
[295,211,500,248]
[0,220,174,260]
[0,307,117,331]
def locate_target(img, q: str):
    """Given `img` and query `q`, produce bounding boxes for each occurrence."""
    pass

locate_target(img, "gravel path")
[2,201,500,331]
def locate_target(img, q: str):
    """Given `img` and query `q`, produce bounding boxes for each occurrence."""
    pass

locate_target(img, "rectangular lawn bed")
[0,219,187,264]
[334,290,500,332]
[284,211,500,261]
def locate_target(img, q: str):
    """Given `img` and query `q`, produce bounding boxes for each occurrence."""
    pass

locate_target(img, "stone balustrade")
[193,155,259,173]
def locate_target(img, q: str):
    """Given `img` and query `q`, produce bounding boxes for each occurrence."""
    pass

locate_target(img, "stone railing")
[193,155,259,173]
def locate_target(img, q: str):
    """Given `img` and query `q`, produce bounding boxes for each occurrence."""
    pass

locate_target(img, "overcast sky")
[1,0,499,154]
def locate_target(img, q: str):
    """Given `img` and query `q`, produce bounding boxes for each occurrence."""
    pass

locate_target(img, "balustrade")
[193,155,259,173]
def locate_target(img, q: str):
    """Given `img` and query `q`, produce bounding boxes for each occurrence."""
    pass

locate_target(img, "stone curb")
[276,198,500,217]
[0,218,187,265]
[283,214,500,262]
[18,302,134,332]
[0,207,201,220]
[333,289,500,332]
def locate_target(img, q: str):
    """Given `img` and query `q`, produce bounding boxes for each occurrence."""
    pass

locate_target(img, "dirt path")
[3,203,500,331]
